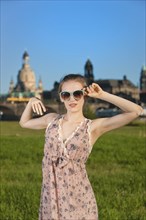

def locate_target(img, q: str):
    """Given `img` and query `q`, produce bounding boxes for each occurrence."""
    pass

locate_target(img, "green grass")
[0,121,146,220]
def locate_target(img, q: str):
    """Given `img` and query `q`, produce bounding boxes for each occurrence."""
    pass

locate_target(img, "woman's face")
[60,80,85,113]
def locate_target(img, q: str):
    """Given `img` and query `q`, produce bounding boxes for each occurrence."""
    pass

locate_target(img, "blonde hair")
[58,74,87,93]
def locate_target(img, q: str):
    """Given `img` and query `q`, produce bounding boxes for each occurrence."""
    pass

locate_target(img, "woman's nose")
[69,94,76,101]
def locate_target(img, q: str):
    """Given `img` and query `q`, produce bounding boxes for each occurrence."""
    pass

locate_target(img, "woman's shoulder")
[45,113,60,125]
[45,113,62,131]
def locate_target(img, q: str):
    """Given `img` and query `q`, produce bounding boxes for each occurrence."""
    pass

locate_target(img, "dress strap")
[86,119,93,154]
[45,114,61,133]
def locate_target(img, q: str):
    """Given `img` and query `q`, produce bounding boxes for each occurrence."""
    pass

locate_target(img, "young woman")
[19,74,143,220]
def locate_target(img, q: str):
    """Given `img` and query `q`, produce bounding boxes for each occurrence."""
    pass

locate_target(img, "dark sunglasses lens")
[73,90,83,100]
[61,92,70,100]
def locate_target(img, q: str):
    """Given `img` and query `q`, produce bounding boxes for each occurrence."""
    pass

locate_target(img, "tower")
[140,66,146,103]
[84,59,94,85]
[140,66,146,91]
[9,78,14,94]
[37,77,43,93]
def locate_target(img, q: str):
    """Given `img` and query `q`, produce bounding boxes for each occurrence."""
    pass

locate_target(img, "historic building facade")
[8,51,43,98]
[96,76,139,102]
[49,59,144,106]
[83,60,141,108]
[7,52,145,106]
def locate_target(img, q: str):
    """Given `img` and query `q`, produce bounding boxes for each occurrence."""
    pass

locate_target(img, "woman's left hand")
[84,83,104,98]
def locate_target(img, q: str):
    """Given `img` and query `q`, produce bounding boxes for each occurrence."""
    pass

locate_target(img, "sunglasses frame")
[60,89,85,101]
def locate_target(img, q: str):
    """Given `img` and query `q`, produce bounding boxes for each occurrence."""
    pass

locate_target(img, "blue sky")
[1,0,145,94]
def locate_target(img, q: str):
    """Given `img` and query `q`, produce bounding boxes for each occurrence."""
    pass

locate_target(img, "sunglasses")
[60,89,84,101]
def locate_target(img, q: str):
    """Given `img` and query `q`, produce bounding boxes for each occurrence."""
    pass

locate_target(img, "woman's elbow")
[135,106,144,117]
[19,120,26,128]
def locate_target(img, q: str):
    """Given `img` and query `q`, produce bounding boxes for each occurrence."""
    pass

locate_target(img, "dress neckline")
[58,115,87,146]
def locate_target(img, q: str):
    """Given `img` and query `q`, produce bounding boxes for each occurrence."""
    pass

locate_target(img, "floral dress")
[39,115,98,220]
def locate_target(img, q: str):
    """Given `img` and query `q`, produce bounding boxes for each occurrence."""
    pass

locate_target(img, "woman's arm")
[19,97,57,129]
[85,83,143,137]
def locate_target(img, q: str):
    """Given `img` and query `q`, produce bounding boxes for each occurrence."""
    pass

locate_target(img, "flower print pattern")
[39,115,98,220]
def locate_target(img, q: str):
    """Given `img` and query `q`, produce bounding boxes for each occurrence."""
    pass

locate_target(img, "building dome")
[8,51,43,98]
[15,51,36,92]
[17,64,36,92]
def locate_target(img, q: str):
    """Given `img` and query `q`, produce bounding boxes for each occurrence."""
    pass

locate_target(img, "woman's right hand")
[29,97,46,115]
[84,83,104,99]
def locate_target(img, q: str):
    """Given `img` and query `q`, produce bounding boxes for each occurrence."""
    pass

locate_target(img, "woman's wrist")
[29,97,41,103]
[96,91,108,100]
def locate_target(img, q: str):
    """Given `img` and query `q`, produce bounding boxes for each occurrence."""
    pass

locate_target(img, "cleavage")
[59,117,85,144]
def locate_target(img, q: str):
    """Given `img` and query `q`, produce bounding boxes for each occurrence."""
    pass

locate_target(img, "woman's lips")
[69,103,77,108]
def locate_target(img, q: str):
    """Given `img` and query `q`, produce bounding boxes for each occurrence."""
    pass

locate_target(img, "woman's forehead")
[61,81,83,91]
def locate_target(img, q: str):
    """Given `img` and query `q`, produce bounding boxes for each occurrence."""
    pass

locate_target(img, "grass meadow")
[0,121,146,220]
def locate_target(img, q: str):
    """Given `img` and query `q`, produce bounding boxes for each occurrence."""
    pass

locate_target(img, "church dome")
[17,64,36,92]
[16,52,36,92]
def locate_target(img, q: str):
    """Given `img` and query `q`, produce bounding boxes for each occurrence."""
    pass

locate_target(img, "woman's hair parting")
[58,74,87,93]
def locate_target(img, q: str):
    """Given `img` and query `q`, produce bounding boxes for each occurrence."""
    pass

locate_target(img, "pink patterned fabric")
[39,115,98,220]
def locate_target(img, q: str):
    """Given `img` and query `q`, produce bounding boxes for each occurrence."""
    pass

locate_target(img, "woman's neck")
[63,112,85,123]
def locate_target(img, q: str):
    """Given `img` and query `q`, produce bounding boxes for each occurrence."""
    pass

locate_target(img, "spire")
[9,77,14,94]
[38,77,43,89]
